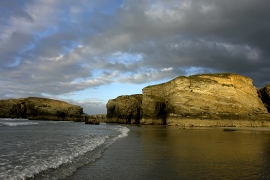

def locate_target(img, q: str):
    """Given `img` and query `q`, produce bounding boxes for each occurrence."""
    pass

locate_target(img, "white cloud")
[66,98,106,115]
[161,67,173,72]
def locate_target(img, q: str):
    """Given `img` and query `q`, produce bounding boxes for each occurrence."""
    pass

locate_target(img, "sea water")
[0,118,129,180]
[2,119,270,180]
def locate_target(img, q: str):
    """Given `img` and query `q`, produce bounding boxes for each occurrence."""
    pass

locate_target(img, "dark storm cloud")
[109,0,270,87]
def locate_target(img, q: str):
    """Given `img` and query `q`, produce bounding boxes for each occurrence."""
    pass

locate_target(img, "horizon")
[1,0,270,114]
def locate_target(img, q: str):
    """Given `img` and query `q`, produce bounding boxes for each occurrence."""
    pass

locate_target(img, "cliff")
[90,114,107,122]
[85,114,107,124]
[0,97,87,121]
[106,73,270,127]
[106,94,142,124]
[258,84,270,112]
[141,73,270,126]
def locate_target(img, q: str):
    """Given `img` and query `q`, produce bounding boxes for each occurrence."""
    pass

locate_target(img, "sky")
[1,0,270,115]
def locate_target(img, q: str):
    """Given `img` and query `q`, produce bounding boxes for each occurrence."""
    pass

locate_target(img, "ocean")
[1,119,270,180]
[0,118,129,180]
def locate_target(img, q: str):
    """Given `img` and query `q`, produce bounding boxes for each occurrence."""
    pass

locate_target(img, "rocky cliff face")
[106,73,270,127]
[0,97,87,121]
[141,73,269,125]
[258,84,270,113]
[106,94,142,124]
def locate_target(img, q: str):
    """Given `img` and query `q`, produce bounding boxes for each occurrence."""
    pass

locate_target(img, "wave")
[1,121,39,127]
[114,126,130,138]
[1,125,130,180]
[0,118,31,121]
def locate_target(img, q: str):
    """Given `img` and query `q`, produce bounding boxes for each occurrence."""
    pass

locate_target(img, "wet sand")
[67,125,270,180]
[222,127,270,132]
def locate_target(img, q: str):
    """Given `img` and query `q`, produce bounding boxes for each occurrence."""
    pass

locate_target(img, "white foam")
[2,122,39,126]
[0,118,27,121]
[114,126,130,138]
[1,136,109,180]
[0,124,130,180]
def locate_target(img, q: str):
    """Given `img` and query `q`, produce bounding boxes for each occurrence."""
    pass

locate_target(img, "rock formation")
[0,97,87,121]
[85,116,100,125]
[141,73,270,126]
[106,73,270,127]
[258,84,270,112]
[90,114,107,122]
[106,94,142,124]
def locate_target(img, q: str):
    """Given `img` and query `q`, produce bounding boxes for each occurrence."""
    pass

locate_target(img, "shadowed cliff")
[258,84,270,113]
[0,97,88,121]
[106,94,142,124]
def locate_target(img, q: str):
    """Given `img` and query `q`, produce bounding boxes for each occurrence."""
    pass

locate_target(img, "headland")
[106,73,270,127]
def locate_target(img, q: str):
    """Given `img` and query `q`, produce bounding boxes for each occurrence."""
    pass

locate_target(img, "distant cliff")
[106,94,142,124]
[106,73,270,127]
[0,97,87,121]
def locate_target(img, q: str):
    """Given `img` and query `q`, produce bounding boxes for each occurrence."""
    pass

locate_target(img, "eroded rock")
[89,114,107,122]
[85,116,100,125]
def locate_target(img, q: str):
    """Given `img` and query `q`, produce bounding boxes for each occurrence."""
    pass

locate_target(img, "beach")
[0,119,128,180]
[67,125,270,180]
[1,119,270,179]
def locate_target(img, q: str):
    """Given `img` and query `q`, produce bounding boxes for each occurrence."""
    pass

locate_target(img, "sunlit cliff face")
[106,73,270,126]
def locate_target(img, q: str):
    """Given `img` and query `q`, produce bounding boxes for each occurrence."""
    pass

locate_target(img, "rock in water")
[85,116,100,125]
[258,84,270,113]
[141,73,269,125]
[106,94,142,124]
[0,97,86,121]
[90,114,107,122]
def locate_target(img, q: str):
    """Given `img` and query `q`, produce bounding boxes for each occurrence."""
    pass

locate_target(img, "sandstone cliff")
[106,94,142,124]
[106,73,270,127]
[141,73,269,125]
[0,97,87,121]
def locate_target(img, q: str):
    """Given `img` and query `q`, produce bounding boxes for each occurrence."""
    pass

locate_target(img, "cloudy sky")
[1,0,270,114]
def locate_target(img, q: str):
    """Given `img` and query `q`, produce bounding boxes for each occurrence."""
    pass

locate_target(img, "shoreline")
[104,118,270,128]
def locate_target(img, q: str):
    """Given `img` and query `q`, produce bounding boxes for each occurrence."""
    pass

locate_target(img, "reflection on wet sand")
[139,126,270,179]
[68,125,270,180]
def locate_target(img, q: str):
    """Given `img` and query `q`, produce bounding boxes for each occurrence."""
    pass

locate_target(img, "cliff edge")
[0,97,87,121]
